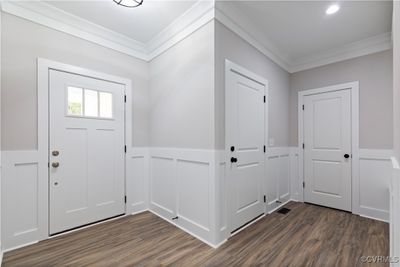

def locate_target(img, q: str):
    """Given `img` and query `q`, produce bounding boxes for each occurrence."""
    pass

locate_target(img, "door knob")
[344,154,350,159]
[52,162,60,168]
[231,157,238,163]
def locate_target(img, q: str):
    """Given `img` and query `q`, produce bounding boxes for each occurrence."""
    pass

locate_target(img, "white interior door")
[49,70,125,234]
[228,69,265,232]
[303,89,352,211]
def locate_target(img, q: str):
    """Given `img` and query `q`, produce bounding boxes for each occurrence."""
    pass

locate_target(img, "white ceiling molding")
[1,1,149,61]
[290,32,392,73]
[214,3,291,72]
[146,1,215,59]
[0,0,214,62]
[0,0,392,72]
[214,3,392,74]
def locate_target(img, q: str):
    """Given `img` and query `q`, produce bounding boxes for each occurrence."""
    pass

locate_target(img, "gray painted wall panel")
[290,50,393,149]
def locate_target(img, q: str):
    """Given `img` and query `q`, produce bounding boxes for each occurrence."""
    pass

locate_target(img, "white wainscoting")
[390,157,400,264]
[126,147,149,215]
[1,150,47,251]
[358,149,393,222]
[265,147,293,213]
[148,148,219,247]
[293,147,393,222]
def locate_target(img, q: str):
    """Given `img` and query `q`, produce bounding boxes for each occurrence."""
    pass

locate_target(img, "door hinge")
[302,143,305,149]
[302,105,304,110]
[263,195,266,203]
[124,95,127,103]
[124,145,127,153]
[303,182,305,188]
[263,145,266,153]
[263,95,266,103]
[48,162,50,168]
[124,196,127,203]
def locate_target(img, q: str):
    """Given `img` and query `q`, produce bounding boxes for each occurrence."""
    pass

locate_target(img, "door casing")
[298,81,359,214]
[38,58,133,240]
[225,60,269,234]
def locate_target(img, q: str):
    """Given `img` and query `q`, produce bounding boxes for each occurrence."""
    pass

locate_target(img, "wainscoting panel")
[358,149,393,221]
[149,155,176,220]
[1,151,47,250]
[126,148,149,214]
[148,148,218,246]
[266,147,292,213]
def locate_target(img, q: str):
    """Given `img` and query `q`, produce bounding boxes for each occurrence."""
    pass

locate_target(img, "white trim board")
[298,82,360,214]
[0,1,391,72]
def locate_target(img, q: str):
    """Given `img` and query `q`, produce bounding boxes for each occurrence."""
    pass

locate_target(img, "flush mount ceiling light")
[113,0,143,8]
[326,4,340,15]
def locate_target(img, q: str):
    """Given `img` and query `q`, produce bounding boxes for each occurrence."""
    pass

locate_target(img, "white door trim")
[298,81,360,214]
[37,58,132,239]
[225,59,269,233]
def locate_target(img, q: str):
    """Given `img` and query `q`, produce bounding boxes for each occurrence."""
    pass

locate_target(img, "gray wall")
[149,21,215,149]
[1,13,150,150]
[290,50,393,149]
[215,21,291,149]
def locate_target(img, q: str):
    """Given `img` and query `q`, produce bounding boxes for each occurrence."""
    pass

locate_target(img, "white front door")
[227,68,265,232]
[303,89,352,211]
[49,70,126,234]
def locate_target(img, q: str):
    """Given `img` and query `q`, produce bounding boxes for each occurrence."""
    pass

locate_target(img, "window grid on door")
[67,86,113,119]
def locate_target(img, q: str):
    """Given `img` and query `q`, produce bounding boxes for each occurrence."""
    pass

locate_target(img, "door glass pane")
[99,92,113,118]
[84,89,98,117]
[67,87,83,116]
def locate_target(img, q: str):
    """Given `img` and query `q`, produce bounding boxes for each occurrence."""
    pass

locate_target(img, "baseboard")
[148,209,221,249]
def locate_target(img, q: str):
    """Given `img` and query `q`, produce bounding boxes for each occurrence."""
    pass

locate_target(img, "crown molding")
[214,2,392,73]
[0,0,392,71]
[146,1,215,59]
[1,1,149,60]
[289,32,392,73]
[214,2,291,72]
[0,0,215,62]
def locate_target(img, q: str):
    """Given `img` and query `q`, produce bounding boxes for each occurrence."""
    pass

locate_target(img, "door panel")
[228,70,265,232]
[49,70,125,234]
[304,89,351,211]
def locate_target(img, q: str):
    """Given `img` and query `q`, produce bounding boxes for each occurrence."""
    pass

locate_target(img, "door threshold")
[50,213,126,237]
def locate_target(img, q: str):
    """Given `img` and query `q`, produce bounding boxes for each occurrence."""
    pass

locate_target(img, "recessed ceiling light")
[326,4,340,15]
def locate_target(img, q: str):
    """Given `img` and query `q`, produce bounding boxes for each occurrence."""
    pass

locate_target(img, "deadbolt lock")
[52,151,60,156]
[52,162,60,168]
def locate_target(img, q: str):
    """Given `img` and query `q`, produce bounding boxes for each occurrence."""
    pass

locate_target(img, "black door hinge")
[263,146,266,153]
[124,196,127,203]
[303,182,305,188]
[302,105,304,110]
[124,95,127,103]
[302,143,305,149]
[263,195,266,203]
[124,146,127,153]
[263,95,266,103]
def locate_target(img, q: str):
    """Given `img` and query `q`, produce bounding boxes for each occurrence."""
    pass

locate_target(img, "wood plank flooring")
[3,202,389,267]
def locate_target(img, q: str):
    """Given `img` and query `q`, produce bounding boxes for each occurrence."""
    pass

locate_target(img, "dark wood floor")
[3,202,389,267]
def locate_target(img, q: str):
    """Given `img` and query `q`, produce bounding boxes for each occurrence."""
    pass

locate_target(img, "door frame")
[38,58,132,238]
[298,81,359,214]
[225,60,269,234]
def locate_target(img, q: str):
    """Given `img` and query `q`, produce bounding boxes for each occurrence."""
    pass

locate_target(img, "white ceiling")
[221,1,393,63]
[45,0,197,43]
